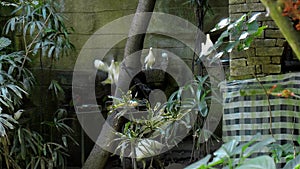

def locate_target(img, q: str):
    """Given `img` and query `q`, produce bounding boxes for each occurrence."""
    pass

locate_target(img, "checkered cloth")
[221,73,300,153]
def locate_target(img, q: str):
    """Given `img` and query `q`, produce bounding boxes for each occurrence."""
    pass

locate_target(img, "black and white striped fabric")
[221,73,300,154]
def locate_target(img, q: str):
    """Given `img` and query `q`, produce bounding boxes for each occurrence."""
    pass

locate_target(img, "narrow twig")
[253,74,274,137]
[21,12,52,69]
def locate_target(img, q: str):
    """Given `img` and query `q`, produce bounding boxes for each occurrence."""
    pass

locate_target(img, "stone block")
[276,39,286,47]
[230,58,247,67]
[230,75,254,80]
[230,66,255,76]
[265,30,284,38]
[246,0,260,2]
[144,34,186,48]
[256,47,284,56]
[247,57,271,65]
[69,13,96,34]
[231,48,255,59]
[229,3,265,14]
[263,21,278,29]
[63,0,138,13]
[230,13,246,21]
[262,65,281,74]
[229,0,246,5]
[271,57,281,64]
[253,39,276,47]
[255,65,262,73]
[257,12,273,21]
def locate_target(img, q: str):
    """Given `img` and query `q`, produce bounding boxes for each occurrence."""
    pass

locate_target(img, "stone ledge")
[263,21,278,29]
[229,0,246,5]
[230,58,247,67]
[229,3,265,13]
[230,66,255,76]
[265,30,284,38]
[271,57,281,64]
[247,57,271,65]
[276,39,286,47]
[257,12,273,21]
[246,0,260,2]
[262,64,281,74]
[231,48,255,59]
[253,39,276,47]
[256,47,284,56]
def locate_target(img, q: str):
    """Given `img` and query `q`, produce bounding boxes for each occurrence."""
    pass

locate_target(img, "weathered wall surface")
[229,0,286,79]
[28,0,228,71]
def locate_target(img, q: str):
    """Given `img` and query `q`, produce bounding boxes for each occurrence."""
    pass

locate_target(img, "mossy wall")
[28,0,228,71]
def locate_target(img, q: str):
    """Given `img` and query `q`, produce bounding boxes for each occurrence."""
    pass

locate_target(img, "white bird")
[94,59,119,84]
[94,59,108,71]
[144,47,155,70]
[14,109,23,120]
[161,52,168,71]
[108,60,119,84]
[199,34,214,58]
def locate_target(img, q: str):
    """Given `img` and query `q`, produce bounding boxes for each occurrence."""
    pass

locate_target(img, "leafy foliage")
[201,12,267,64]
[3,0,74,64]
[0,1,76,168]
[0,37,34,110]
[269,136,300,163]
[107,75,211,168]
[185,134,276,169]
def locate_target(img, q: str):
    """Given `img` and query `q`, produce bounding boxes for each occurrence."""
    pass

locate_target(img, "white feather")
[107,60,119,84]
[94,59,108,71]
[199,34,214,58]
[161,52,168,71]
[94,59,119,84]
[144,47,155,70]
[14,110,23,120]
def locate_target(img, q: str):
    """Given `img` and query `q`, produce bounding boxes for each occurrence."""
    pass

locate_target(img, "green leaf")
[236,156,276,169]
[225,40,239,53]
[239,31,249,40]
[248,13,261,23]
[211,18,230,32]
[254,26,268,37]
[244,137,275,157]
[0,37,11,50]
[214,139,239,158]
[0,123,6,136]
[248,21,259,34]
[214,30,229,48]
[0,118,14,129]
[283,154,300,169]
[30,22,36,36]
[42,6,47,20]
[184,155,211,169]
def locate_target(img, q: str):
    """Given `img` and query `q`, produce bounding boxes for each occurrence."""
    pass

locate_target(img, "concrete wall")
[28,0,228,71]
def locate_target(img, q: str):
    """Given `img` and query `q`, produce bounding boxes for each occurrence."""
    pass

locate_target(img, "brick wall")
[229,0,286,79]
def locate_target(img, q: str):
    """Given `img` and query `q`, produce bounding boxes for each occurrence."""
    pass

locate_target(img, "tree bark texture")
[83,1,156,169]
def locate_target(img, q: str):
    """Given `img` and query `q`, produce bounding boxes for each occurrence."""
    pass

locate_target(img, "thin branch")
[21,11,52,69]
[253,73,274,137]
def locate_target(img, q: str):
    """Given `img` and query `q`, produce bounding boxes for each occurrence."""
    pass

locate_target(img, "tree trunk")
[83,1,156,169]
[260,0,300,60]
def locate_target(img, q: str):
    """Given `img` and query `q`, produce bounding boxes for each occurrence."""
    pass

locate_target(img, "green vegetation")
[0,1,76,169]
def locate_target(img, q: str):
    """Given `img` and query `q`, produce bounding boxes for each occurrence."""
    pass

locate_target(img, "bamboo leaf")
[0,37,11,50]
